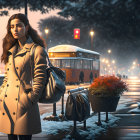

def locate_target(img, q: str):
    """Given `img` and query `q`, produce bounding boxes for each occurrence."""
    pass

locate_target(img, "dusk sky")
[0,9,59,70]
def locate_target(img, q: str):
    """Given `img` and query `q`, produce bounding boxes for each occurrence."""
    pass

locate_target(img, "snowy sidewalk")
[0,94,132,140]
[0,91,139,139]
[0,112,120,140]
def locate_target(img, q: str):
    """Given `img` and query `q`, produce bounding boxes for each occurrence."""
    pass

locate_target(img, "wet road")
[97,77,140,140]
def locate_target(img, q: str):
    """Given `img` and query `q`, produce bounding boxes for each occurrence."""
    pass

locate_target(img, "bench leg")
[84,120,86,130]
[105,112,109,122]
[95,112,102,126]
[69,121,81,139]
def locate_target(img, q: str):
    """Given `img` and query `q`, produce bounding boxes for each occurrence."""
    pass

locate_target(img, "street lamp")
[45,28,49,34]
[133,61,136,65]
[108,49,111,54]
[89,30,94,50]
[45,28,49,51]
[107,49,112,65]
[112,60,115,64]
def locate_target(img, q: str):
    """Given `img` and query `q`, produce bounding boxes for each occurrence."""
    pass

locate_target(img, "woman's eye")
[10,24,23,29]
[17,24,23,27]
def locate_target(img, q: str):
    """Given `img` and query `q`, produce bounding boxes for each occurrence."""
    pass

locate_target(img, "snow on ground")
[40,98,129,139]
[41,111,120,139]
[116,98,132,110]
[0,97,132,139]
[128,102,140,113]
[129,107,140,113]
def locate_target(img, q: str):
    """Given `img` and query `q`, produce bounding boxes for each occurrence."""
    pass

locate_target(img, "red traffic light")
[74,28,80,39]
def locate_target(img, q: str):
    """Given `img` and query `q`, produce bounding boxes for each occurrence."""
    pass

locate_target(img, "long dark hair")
[1,13,46,64]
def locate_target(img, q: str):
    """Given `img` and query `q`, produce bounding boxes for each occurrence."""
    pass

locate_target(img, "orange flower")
[89,75,128,96]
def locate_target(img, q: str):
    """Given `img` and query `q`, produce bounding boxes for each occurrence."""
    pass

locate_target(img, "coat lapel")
[8,45,17,55]
[8,48,19,79]
[8,37,35,79]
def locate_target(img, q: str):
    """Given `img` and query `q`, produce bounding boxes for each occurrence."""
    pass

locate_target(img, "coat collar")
[8,37,35,55]
[23,36,35,51]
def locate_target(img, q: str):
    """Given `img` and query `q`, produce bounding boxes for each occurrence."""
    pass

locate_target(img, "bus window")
[50,59,61,67]
[87,60,91,69]
[83,60,90,69]
[75,59,82,69]
[93,60,99,70]
[83,60,87,69]
[90,60,93,70]
[70,60,75,69]
[62,59,71,68]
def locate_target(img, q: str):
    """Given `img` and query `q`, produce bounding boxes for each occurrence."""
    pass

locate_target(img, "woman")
[0,13,47,140]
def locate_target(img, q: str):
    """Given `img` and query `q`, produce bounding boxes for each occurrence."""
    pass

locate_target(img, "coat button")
[16,85,19,88]
[7,68,9,71]
[16,67,18,70]
[16,79,18,81]
[5,95,7,97]
[7,84,9,87]
[15,98,18,101]
[2,113,5,115]
[13,112,16,115]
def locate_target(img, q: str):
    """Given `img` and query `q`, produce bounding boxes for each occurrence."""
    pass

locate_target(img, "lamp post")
[45,28,49,51]
[90,30,94,50]
[25,0,28,16]
[107,50,112,72]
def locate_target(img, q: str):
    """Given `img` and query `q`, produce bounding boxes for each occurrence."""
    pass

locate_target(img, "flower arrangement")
[89,75,128,97]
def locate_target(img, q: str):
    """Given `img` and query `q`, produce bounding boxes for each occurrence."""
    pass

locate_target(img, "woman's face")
[10,19,28,40]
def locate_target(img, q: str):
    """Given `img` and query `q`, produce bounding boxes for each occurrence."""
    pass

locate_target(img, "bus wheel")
[79,71,84,83]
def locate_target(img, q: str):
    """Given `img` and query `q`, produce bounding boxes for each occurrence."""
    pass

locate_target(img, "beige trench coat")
[0,37,47,135]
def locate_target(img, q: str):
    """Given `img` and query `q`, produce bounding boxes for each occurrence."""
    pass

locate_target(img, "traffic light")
[74,28,80,39]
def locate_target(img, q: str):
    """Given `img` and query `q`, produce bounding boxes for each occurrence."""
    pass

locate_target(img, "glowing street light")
[112,60,115,64]
[108,49,111,54]
[45,28,49,34]
[90,30,94,36]
[89,30,95,50]
[44,28,49,51]
[105,60,109,64]
[133,61,136,65]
